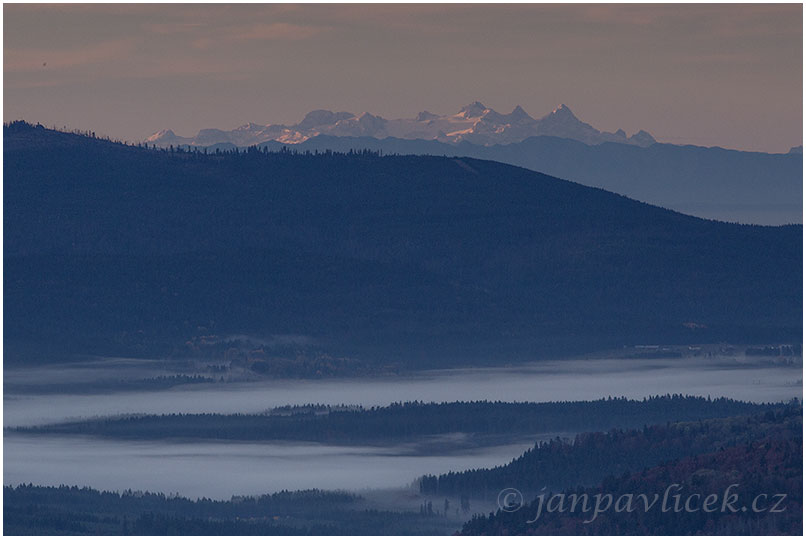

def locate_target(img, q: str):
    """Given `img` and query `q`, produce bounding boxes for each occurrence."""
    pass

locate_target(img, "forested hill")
[4,122,802,365]
[421,405,801,501]
[245,134,803,225]
[458,408,802,535]
[14,396,772,443]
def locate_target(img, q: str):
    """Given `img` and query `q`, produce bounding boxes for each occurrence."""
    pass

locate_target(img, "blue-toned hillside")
[4,122,802,366]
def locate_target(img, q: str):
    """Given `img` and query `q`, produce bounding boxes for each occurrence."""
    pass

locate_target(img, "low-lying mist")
[4,356,800,427]
[3,434,540,500]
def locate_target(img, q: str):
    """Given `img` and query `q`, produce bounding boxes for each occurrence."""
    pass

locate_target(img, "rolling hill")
[4,122,802,366]
[234,135,802,225]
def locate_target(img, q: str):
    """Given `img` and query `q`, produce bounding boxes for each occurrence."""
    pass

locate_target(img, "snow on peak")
[416,110,439,122]
[145,102,656,149]
[356,112,387,130]
[299,109,354,130]
[548,104,577,119]
[458,101,489,118]
[146,129,175,142]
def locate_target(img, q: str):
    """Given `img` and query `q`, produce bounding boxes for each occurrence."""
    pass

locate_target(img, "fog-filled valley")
[8,336,801,500]
[4,354,801,427]
[4,123,802,535]
[5,433,545,497]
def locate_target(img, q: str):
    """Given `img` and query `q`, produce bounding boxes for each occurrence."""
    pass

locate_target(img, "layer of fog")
[3,357,192,388]
[4,433,540,500]
[5,356,800,427]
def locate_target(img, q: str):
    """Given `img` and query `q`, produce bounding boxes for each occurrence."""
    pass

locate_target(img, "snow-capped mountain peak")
[145,129,176,143]
[551,103,572,114]
[146,103,656,148]
[458,101,489,119]
[298,109,354,130]
[541,104,585,126]
[416,110,439,122]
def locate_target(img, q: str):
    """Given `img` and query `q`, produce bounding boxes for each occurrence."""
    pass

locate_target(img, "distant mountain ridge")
[147,102,657,148]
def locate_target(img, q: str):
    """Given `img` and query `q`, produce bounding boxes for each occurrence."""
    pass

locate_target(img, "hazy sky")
[4,4,802,152]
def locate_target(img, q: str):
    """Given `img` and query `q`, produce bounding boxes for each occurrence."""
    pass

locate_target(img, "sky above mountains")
[4,4,802,153]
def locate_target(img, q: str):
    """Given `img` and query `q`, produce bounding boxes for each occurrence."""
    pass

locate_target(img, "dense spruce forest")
[5,122,801,367]
[3,486,457,535]
[243,133,803,225]
[13,396,774,443]
[460,437,802,535]
[419,405,801,500]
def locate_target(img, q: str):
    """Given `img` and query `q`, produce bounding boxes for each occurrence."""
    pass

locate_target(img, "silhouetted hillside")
[460,416,802,534]
[16,396,770,443]
[422,405,801,501]
[249,135,803,225]
[3,485,454,535]
[4,122,802,365]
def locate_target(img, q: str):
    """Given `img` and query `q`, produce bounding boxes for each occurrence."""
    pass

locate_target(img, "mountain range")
[147,102,657,148]
[5,122,801,366]
[144,104,802,226]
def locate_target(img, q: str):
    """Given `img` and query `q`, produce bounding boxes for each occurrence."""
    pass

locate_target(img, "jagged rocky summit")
[147,102,656,148]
